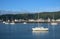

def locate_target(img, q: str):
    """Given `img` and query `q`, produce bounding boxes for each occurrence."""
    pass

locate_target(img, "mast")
[53,13,54,23]
[38,12,39,27]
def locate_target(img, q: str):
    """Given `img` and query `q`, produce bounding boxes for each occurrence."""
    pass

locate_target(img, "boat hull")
[32,27,48,31]
[51,23,58,25]
[10,23,15,24]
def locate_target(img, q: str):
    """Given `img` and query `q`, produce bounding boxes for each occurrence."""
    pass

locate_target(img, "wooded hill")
[0,11,60,21]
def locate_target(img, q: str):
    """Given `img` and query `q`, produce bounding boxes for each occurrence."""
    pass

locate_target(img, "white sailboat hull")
[3,21,9,24]
[51,23,58,25]
[10,23,15,24]
[5,22,9,24]
[3,21,5,23]
[32,27,48,31]
[23,22,27,24]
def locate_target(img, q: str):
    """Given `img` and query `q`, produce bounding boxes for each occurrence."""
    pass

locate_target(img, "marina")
[0,0,60,39]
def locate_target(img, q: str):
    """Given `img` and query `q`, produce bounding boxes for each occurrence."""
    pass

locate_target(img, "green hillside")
[0,11,60,21]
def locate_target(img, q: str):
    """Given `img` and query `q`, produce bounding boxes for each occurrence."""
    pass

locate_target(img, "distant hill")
[0,10,60,21]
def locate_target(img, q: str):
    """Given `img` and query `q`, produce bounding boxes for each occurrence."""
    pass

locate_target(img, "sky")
[0,0,60,13]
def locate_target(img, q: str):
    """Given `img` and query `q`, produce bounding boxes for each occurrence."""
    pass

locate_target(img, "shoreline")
[1,20,60,23]
[12,21,60,23]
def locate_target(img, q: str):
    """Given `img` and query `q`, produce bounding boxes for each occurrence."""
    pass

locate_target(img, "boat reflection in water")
[32,31,48,39]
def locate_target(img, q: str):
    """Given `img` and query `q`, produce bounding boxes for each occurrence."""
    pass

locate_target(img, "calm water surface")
[0,23,60,39]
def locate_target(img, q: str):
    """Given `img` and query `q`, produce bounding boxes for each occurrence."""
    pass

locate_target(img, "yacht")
[32,13,49,31]
[23,22,27,24]
[51,22,58,25]
[10,17,15,25]
[4,22,9,24]
[3,21,9,24]
[51,14,58,25]
[10,22,15,24]
[3,21,5,23]
[10,21,15,25]
[32,27,48,31]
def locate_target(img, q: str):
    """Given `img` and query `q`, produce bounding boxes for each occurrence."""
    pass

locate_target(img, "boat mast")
[53,13,54,23]
[38,12,39,27]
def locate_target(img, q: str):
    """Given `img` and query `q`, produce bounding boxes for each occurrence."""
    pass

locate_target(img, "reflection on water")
[52,25,55,39]
[32,31,48,35]
[32,31,48,39]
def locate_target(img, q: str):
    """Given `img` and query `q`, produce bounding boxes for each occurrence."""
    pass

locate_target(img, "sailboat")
[51,14,58,25]
[3,16,10,24]
[23,22,27,24]
[3,21,9,24]
[10,17,15,25]
[3,21,6,23]
[4,22,9,24]
[32,13,48,31]
[10,21,15,24]
[51,20,58,25]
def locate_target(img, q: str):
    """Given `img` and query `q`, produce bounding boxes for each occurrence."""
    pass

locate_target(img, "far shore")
[1,21,60,23]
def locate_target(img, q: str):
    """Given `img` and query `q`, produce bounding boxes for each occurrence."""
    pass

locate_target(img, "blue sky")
[0,0,60,13]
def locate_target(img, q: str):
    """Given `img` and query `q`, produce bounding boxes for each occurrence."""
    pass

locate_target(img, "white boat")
[10,22,15,24]
[51,14,58,25]
[23,22,27,24]
[3,21,5,23]
[32,27,48,31]
[4,22,9,24]
[3,21,15,24]
[10,21,15,24]
[3,21,9,24]
[32,13,49,31]
[3,16,10,24]
[51,22,58,25]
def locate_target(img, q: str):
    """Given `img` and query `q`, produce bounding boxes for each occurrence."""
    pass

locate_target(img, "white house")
[14,19,19,22]
[28,19,35,22]
[36,18,44,22]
